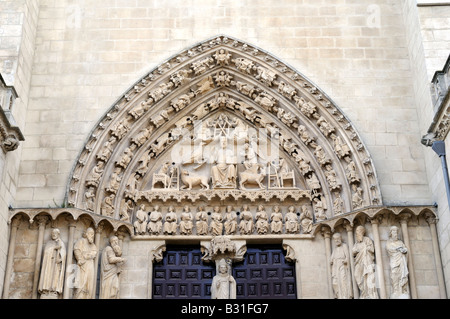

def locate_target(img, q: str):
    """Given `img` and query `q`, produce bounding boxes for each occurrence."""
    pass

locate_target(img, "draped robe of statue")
[270,207,283,234]
[386,226,410,299]
[38,230,66,299]
[210,137,236,188]
[99,238,125,299]
[73,228,98,299]
[148,207,163,235]
[352,226,379,299]
[211,259,236,299]
[330,234,353,299]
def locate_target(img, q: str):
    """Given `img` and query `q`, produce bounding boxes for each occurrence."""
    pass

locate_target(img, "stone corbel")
[0,74,23,153]
[150,241,166,263]
[148,241,166,299]
[282,242,296,263]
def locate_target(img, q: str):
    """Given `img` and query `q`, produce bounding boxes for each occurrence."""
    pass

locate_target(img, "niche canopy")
[66,35,382,220]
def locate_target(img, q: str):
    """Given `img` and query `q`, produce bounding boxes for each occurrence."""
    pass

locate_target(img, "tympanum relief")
[69,36,382,229]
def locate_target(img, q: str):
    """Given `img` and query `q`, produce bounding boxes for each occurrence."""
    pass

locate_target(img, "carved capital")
[35,215,49,228]
[321,226,332,238]
[343,220,354,232]
[10,215,22,228]
[150,242,166,263]
[425,212,438,225]
[399,212,411,225]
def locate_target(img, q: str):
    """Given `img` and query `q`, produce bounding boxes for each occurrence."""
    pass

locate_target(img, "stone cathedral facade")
[0,0,449,300]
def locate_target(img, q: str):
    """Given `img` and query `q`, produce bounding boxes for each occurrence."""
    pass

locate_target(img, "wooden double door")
[152,244,296,299]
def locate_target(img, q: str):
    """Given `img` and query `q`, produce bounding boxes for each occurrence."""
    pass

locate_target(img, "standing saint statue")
[211,258,236,299]
[73,227,98,299]
[386,226,410,299]
[38,228,66,299]
[100,236,125,299]
[330,233,353,299]
[352,225,379,299]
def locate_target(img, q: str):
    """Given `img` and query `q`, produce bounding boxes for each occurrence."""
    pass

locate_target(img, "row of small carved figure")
[133,204,316,236]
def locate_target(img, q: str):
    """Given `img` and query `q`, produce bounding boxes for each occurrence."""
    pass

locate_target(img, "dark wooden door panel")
[233,245,297,299]
[153,244,296,299]
[153,245,215,299]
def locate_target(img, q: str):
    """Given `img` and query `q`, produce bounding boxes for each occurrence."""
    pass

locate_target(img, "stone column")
[321,226,333,299]
[2,216,21,299]
[425,213,447,299]
[399,213,417,299]
[63,218,76,299]
[343,221,358,299]
[370,217,387,299]
[148,241,166,299]
[32,216,49,299]
[92,223,104,299]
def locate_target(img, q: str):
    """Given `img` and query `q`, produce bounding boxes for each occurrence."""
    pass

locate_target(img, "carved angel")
[213,49,231,66]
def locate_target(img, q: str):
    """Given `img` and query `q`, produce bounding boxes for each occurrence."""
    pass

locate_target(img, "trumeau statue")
[330,233,353,299]
[100,236,125,299]
[73,227,98,299]
[38,228,66,299]
[386,226,410,299]
[352,225,379,299]
[211,258,236,299]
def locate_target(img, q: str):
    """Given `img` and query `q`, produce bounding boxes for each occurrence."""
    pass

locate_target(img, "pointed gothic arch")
[65,35,382,232]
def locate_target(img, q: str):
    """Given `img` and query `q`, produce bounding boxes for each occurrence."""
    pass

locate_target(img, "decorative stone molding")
[0,74,23,153]
[8,208,133,235]
[311,205,437,235]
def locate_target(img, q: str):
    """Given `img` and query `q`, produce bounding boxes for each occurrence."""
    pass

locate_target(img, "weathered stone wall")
[16,0,432,210]
[401,0,450,293]
[0,0,40,295]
